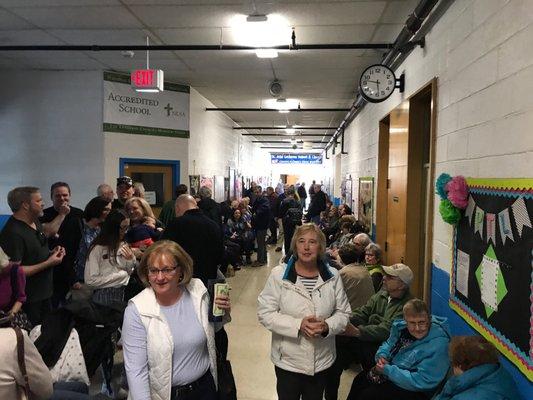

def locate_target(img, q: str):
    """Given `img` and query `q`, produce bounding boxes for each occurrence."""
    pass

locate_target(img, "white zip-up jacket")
[257,257,351,376]
[128,279,218,400]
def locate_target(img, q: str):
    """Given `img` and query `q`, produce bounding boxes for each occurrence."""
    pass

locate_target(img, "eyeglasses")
[406,320,429,328]
[148,266,178,276]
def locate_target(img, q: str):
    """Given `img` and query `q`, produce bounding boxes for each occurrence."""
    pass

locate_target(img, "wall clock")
[359,64,404,103]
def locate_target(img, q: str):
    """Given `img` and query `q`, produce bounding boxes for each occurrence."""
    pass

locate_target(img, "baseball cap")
[117,176,133,187]
[382,263,413,285]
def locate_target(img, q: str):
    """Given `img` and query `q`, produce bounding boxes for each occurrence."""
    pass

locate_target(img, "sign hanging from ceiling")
[103,71,189,138]
[271,153,323,164]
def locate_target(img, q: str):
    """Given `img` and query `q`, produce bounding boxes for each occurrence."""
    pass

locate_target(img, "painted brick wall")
[340,0,533,396]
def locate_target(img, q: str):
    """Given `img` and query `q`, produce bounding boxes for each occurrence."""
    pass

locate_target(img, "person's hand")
[58,203,71,216]
[48,246,65,266]
[132,247,143,259]
[342,323,360,337]
[375,357,389,373]
[120,244,135,260]
[214,294,231,311]
[72,282,82,290]
[300,316,326,338]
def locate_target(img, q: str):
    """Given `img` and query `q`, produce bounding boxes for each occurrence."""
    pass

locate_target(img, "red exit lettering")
[131,70,155,87]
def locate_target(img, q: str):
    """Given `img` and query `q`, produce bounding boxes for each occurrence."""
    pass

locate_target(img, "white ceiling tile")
[0,30,64,45]
[129,5,240,28]
[381,0,418,24]
[0,9,35,29]
[372,24,404,42]
[48,29,154,45]
[1,1,121,6]
[9,6,143,29]
[155,28,223,45]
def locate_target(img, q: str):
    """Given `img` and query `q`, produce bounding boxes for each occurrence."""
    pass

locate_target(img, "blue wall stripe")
[431,264,531,399]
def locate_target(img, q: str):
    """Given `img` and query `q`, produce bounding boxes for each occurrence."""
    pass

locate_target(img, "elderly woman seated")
[434,336,520,400]
[347,299,450,400]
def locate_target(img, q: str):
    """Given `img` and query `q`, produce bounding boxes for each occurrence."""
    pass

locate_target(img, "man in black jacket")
[297,182,307,210]
[251,186,270,266]
[306,183,327,224]
[162,194,223,286]
[197,186,222,229]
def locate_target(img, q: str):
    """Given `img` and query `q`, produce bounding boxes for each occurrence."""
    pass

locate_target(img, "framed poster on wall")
[189,175,200,196]
[358,177,374,235]
[345,176,353,211]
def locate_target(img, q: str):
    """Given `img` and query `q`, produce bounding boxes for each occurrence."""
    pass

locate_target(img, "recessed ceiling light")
[255,49,278,58]
[247,14,268,22]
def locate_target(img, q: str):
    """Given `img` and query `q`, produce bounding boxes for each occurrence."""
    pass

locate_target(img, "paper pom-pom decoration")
[435,173,452,200]
[446,176,469,209]
[439,199,461,225]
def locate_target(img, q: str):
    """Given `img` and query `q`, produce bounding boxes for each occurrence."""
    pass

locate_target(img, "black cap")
[117,176,133,187]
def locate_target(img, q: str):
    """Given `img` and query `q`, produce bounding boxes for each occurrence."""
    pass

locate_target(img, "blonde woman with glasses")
[122,240,230,400]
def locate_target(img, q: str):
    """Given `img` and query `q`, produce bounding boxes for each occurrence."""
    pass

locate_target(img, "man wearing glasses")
[325,263,414,400]
[0,187,65,325]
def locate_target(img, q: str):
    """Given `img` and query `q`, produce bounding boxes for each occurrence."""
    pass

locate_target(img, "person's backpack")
[284,200,303,226]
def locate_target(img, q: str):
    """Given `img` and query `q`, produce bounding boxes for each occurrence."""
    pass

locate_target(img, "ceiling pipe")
[324,0,451,153]
[252,140,326,143]
[241,133,333,137]
[0,43,393,52]
[261,146,325,149]
[206,107,350,112]
[341,129,348,154]
[234,126,337,130]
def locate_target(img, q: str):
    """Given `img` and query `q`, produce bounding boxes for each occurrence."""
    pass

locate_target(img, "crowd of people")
[0,177,522,400]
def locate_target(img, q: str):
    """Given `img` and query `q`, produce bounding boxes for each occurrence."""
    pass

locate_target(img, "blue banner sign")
[271,153,323,164]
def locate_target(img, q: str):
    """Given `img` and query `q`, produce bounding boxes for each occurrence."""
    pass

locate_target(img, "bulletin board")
[358,177,374,236]
[450,178,533,379]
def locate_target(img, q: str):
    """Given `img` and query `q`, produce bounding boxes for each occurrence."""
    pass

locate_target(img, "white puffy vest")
[129,280,218,400]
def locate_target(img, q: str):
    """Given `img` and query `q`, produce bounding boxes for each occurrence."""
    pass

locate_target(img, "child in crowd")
[125,216,162,249]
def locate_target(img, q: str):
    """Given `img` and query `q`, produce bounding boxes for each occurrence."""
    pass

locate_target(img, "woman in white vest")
[258,223,351,400]
[122,240,230,400]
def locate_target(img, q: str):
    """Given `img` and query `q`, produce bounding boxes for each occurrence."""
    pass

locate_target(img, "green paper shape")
[474,245,508,318]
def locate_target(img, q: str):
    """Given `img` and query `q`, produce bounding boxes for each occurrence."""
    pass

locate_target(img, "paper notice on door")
[456,250,470,297]
[480,255,499,311]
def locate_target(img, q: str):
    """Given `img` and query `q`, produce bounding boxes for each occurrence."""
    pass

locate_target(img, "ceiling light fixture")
[247,14,268,22]
[255,49,278,58]
[285,125,296,134]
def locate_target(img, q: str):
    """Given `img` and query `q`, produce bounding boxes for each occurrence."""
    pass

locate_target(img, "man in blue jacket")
[347,298,450,400]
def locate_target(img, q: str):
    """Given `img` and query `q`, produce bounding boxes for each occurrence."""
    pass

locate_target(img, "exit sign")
[130,69,164,92]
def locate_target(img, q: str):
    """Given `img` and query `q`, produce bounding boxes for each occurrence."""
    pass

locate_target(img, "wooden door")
[385,104,409,265]
[123,163,173,218]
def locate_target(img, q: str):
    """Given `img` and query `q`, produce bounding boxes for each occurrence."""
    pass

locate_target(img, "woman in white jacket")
[84,209,136,305]
[122,240,231,400]
[258,223,351,400]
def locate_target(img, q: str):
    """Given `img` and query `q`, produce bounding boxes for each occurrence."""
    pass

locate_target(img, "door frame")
[119,158,180,190]
[375,78,437,301]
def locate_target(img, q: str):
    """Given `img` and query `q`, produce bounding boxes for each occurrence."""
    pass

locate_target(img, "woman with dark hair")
[71,197,111,300]
[84,209,136,306]
[434,336,520,400]
[258,223,351,400]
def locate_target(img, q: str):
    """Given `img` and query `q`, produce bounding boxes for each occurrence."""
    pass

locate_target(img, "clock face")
[359,64,396,103]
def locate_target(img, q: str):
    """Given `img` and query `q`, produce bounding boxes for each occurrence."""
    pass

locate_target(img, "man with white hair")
[97,183,114,203]
[325,263,415,400]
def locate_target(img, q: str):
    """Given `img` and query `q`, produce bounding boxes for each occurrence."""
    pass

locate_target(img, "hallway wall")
[340,0,532,396]
[0,70,104,213]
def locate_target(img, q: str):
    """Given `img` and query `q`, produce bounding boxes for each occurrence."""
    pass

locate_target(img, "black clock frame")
[359,64,404,103]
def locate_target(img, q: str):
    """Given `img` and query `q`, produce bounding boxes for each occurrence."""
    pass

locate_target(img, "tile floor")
[225,245,357,400]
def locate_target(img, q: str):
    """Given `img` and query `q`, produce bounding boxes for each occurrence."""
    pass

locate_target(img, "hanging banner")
[103,71,189,138]
[512,196,532,237]
[498,208,514,244]
[474,207,485,237]
[270,153,323,164]
[486,213,496,244]
[465,195,476,225]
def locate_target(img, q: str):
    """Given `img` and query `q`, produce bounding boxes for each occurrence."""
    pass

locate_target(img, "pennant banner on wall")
[498,209,514,244]
[465,195,532,245]
[465,196,476,225]
[512,197,532,237]
[474,207,485,237]
[486,213,496,244]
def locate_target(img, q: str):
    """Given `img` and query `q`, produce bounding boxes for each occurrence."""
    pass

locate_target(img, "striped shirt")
[297,275,319,295]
